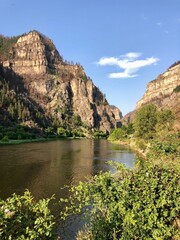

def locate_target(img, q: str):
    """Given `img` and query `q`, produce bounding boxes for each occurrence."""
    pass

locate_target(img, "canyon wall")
[0,31,121,132]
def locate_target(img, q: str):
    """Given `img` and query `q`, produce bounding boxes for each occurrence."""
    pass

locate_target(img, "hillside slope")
[0,31,121,133]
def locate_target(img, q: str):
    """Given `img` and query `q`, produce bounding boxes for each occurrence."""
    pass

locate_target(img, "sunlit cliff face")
[136,63,180,109]
[1,31,122,132]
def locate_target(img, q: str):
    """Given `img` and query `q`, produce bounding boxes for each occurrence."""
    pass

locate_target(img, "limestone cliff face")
[136,63,180,110]
[0,31,121,132]
[2,31,62,75]
[122,62,180,128]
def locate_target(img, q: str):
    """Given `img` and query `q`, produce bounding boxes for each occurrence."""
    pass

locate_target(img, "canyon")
[0,31,121,134]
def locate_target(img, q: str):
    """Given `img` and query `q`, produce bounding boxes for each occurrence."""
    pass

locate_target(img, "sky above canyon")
[0,0,179,115]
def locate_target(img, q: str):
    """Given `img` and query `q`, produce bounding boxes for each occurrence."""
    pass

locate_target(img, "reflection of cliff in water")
[0,139,135,200]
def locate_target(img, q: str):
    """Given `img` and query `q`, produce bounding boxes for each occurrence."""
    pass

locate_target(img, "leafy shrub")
[93,131,107,139]
[109,124,134,141]
[134,104,157,139]
[6,131,17,140]
[133,104,175,139]
[60,162,180,239]
[1,136,9,142]
[148,140,180,164]
[71,129,85,138]
[151,141,178,154]
[57,127,70,137]
[0,190,55,239]
[156,109,175,134]
[108,128,127,141]
[135,138,147,151]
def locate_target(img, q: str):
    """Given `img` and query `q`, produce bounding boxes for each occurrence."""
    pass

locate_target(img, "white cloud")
[97,52,159,79]
[125,52,141,58]
[98,57,118,66]
[109,71,138,79]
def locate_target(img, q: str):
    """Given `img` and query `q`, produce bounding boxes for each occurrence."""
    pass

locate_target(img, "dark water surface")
[0,139,136,200]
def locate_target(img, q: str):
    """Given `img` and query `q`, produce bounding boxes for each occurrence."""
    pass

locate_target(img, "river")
[0,139,136,239]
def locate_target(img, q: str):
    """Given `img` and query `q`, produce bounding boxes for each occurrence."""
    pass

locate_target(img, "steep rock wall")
[0,31,121,132]
[122,62,180,128]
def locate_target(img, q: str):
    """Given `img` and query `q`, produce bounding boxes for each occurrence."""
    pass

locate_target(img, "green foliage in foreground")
[0,190,55,239]
[0,158,179,239]
[60,162,180,240]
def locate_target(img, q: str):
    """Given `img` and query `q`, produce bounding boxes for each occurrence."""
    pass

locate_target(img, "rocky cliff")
[0,31,121,133]
[122,62,180,128]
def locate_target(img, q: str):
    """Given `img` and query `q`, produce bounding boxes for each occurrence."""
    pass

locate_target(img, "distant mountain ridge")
[0,30,121,133]
[122,61,180,129]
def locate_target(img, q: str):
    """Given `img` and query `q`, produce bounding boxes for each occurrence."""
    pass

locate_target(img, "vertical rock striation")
[122,62,180,129]
[0,30,122,132]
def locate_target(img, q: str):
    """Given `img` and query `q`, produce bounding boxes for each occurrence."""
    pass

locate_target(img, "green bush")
[6,131,17,140]
[133,104,175,140]
[135,138,147,151]
[108,128,127,141]
[71,129,85,138]
[94,131,107,139]
[57,127,70,137]
[1,136,9,142]
[0,190,55,239]
[134,104,157,139]
[60,162,180,239]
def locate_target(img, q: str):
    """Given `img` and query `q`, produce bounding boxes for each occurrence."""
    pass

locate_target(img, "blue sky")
[0,0,179,115]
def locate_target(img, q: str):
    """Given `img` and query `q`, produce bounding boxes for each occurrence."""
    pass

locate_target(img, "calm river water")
[0,139,136,239]
[0,139,136,200]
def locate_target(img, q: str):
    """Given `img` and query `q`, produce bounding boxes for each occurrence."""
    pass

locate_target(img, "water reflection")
[0,139,136,200]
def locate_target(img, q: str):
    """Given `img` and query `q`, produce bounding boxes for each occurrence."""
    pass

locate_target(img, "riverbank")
[0,136,87,146]
[108,132,180,171]
[0,137,55,145]
[108,138,149,158]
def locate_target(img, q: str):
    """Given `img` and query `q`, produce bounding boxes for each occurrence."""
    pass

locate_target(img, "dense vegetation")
[0,103,179,239]
[0,78,47,128]
[1,157,179,239]
[0,78,107,142]
[0,190,55,239]
[60,161,180,239]
[109,104,175,142]
[0,34,20,61]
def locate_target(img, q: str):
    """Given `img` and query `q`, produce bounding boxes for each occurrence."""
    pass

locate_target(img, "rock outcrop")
[2,31,62,75]
[122,62,180,128]
[0,31,122,132]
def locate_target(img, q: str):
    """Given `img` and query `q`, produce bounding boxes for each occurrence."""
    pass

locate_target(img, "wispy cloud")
[97,52,159,79]
[157,22,162,27]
